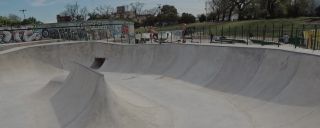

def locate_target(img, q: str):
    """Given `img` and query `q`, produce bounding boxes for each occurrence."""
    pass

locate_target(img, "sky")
[0,0,207,23]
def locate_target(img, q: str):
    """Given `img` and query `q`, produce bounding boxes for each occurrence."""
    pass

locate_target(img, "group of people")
[146,23,189,43]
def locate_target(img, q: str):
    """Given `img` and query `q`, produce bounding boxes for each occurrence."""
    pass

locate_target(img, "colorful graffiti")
[0,20,134,44]
[0,30,42,43]
[303,30,320,49]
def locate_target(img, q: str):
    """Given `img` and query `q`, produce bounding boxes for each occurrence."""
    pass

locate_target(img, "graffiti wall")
[303,30,320,49]
[0,20,134,44]
[0,29,43,43]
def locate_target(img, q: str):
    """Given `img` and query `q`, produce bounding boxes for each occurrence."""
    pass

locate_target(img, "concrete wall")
[0,20,134,44]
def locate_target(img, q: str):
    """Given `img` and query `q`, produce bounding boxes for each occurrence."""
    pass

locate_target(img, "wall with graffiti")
[0,20,134,44]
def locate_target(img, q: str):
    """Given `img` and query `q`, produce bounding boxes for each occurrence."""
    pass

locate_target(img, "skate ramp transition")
[0,42,320,128]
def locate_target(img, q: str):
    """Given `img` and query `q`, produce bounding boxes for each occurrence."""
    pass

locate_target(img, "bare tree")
[130,2,145,15]
[60,3,80,21]
[79,7,89,21]
[208,0,234,21]
[143,7,160,16]
[95,5,114,16]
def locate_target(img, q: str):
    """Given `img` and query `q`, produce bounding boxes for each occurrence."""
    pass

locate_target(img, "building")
[113,6,136,19]
[117,6,126,14]
[56,15,72,23]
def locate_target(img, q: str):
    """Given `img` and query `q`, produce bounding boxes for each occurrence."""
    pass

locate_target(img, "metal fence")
[0,20,135,44]
[136,24,320,50]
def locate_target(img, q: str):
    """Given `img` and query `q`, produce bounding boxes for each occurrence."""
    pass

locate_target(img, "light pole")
[19,9,27,19]
[205,0,209,22]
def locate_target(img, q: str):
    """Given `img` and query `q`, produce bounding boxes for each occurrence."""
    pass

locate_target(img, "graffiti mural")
[0,20,134,44]
[0,29,42,43]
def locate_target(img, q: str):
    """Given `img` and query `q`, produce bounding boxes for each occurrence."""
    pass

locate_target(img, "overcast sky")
[0,0,207,23]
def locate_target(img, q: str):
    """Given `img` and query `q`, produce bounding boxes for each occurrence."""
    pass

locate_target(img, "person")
[182,23,187,43]
[283,34,289,44]
[209,29,214,43]
[148,26,158,43]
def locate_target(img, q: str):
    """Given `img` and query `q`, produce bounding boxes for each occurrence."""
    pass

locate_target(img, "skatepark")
[0,40,320,128]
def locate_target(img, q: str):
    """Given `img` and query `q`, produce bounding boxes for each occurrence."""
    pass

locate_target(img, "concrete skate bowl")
[1,42,320,128]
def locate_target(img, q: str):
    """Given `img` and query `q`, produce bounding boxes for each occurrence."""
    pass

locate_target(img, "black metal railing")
[136,24,320,50]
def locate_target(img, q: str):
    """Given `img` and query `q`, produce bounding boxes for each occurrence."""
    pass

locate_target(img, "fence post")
[302,24,305,48]
[295,28,298,48]
[222,26,224,37]
[106,31,108,42]
[120,34,123,43]
[277,24,281,47]
[247,24,251,45]
[160,32,163,44]
[221,26,224,44]
[128,32,131,44]
[291,24,294,46]
[200,28,202,44]
[171,31,173,43]
[234,26,237,39]
[229,25,231,38]
[291,24,294,38]
[151,33,153,43]
[272,24,275,42]
[279,24,284,47]
[216,25,218,36]
[314,25,318,50]
[256,24,259,41]
[241,25,244,39]
[203,26,205,43]
[263,24,267,44]
[281,24,284,38]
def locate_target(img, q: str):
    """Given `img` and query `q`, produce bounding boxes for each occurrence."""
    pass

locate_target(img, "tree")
[179,13,196,24]
[59,3,80,21]
[232,0,253,20]
[130,2,145,15]
[143,7,161,16]
[21,17,42,25]
[207,12,216,21]
[89,5,114,20]
[8,14,21,22]
[262,0,280,18]
[95,5,114,16]
[157,5,179,25]
[79,7,89,21]
[142,15,157,26]
[198,14,207,22]
[316,5,320,16]
[7,14,21,26]
[208,0,235,21]
[288,0,313,17]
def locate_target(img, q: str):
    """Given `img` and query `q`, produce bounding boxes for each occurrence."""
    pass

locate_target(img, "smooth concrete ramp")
[0,42,320,128]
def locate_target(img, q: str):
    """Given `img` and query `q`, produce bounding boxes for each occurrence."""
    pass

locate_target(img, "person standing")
[182,24,187,43]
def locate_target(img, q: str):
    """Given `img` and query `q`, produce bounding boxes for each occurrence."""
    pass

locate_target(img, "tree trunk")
[228,6,235,21]
[237,5,244,20]
[222,11,226,21]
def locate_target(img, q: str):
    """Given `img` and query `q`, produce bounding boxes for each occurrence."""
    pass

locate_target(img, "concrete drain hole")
[91,57,106,69]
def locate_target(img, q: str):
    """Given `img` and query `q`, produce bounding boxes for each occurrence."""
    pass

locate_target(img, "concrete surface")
[0,41,320,128]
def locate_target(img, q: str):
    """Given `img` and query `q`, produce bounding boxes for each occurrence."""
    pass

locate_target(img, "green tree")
[232,0,253,20]
[157,5,179,25]
[179,13,196,24]
[316,5,320,16]
[21,17,42,25]
[288,0,313,17]
[198,14,207,22]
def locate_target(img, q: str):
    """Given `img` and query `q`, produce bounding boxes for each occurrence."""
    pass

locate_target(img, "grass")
[136,17,320,38]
